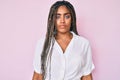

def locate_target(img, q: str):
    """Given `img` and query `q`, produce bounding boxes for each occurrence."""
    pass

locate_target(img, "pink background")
[0,0,120,80]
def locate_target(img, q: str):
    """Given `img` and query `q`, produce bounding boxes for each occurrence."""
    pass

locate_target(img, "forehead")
[57,5,70,14]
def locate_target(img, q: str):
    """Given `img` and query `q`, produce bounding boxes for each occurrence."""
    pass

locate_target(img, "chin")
[57,30,70,34]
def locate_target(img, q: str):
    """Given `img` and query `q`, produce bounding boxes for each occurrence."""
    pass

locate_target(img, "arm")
[32,71,43,80]
[81,74,93,80]
[81,41,95,80]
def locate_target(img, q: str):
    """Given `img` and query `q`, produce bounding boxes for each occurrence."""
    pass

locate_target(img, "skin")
[32,71,43,80]
[32,5,93,80]
[55,5,73,53]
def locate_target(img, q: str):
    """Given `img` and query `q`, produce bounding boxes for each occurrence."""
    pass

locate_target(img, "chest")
[56,39,71,53]
[49,45,84,80]
[52,40,85,67]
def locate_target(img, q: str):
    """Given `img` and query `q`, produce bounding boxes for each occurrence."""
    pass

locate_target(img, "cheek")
[55,21,59,30]
[67,20,72,26]
[55,20,59,26]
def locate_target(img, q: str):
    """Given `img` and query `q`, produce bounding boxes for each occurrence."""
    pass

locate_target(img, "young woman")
[32,1,95,80]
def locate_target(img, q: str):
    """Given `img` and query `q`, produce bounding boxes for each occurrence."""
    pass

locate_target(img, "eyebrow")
[56,13,71,15]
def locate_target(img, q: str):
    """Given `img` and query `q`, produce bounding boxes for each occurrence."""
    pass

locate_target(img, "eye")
[65,15,70,19]
[56,15,60,19]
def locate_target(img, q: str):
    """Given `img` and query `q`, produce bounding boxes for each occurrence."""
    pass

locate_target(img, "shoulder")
[35,36,46,51]
[37,37,45,45]
[74,34,90,45]
[74,35,92,55]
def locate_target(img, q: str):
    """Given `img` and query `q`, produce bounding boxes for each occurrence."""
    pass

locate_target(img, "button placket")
[60,55,66,80]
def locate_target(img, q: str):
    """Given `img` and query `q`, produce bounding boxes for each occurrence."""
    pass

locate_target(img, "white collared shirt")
[33,32,95,80]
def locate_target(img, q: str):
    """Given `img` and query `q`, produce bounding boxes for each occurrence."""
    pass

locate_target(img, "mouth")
[60,25,66,27]
[59,25,66,28]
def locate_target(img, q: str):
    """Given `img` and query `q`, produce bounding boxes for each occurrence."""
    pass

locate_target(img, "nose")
[60,16,65,23]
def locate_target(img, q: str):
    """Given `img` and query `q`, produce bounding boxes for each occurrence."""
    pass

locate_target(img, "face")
[55,5,71,34]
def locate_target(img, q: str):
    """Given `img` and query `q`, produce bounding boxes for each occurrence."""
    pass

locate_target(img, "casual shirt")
[33,32,95,80]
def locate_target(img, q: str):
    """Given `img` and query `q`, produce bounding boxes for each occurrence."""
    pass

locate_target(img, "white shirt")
[33,32,95,80]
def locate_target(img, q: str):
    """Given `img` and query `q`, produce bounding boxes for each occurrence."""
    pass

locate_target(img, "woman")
[32,0,95,80]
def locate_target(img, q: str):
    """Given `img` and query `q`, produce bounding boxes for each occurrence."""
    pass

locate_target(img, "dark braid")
[41,0,79,79]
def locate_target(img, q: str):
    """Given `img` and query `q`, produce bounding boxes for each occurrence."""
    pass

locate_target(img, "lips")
[59,25,66,28]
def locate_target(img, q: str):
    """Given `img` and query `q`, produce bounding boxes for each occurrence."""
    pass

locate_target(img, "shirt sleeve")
[33,38,44,74]
[82,41,95,76]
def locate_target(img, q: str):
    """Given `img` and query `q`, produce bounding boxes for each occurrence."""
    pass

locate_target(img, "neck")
[55,31,73,40]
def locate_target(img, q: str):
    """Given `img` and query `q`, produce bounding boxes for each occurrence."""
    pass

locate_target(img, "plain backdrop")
[0,0,120,80]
